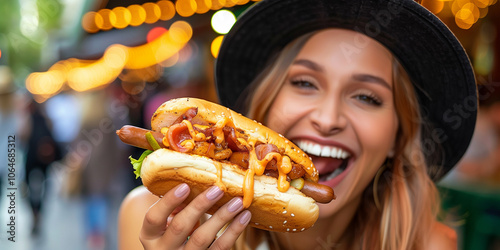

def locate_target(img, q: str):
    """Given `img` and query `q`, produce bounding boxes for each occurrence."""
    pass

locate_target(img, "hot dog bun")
[141,148,319,232]
[151,97,319,182]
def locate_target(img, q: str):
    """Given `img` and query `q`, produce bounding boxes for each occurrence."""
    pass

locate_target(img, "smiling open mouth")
[295,140,351,182]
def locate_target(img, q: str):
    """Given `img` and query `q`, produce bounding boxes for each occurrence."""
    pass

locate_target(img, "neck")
[274,196,362,250]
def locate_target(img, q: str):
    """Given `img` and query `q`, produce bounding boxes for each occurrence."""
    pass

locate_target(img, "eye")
[289,76,318,90]
[354,93,382,106]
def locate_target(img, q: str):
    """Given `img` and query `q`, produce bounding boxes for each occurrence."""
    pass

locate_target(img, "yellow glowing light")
[143,2,161,24]
[211,35,224,58]
[455,9,474,29]
[176,0,197,17]
[104,45,129,69]
[124,21,192,69]
[28,19,193,99]
[464,2,480,23]
[421,0,445,14]
[128,4,147,26]
[112,7,132,29]
[236,0,250,4]
[67,58,122,92]
[195,0,212,13]
[211,10,236,34]
[210,0,226,10]
[452,0,471,15]
[169,21,193,44]
[82,12,100,33]
[94,12,104,29]
[25,71,64,96]
[157,0,176,20]
[474,0,490,8]
[97,9,115,30]
[224,0,238,7]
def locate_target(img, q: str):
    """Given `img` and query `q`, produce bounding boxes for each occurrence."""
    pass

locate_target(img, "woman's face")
[266,29,398,217]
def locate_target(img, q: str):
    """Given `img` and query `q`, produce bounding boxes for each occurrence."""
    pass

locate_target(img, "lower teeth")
[326,168,344,181]
[321,159,349,181]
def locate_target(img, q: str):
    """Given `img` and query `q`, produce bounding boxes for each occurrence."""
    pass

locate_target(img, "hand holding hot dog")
[117,97,335,232]
[140,183,251,250]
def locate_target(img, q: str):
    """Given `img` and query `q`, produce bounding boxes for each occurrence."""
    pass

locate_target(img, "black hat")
[215,0,477,181]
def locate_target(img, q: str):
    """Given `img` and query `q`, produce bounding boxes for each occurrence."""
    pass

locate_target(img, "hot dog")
[117,125,335,204]
[117,97,335,232]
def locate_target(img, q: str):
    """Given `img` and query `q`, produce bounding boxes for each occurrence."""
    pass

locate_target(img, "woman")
[118,0,477,249]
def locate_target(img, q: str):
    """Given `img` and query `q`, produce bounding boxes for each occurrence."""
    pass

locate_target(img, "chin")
[317,197,340,219]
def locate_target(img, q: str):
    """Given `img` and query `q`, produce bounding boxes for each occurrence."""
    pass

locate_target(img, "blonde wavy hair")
[235,30,440,250]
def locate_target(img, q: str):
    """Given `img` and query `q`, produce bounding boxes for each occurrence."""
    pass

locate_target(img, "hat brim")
[215,0,477,181]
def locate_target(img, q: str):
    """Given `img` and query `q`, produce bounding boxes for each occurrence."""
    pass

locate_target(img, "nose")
[310,98,347,135]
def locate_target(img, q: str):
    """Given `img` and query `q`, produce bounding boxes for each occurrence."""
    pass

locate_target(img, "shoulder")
[426,221,457,250]
[118,186,160,250]
[121,185,159,209]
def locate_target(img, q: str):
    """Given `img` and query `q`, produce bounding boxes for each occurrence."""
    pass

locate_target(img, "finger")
[141,183,190,241]
[186,197,244,249]
[163,186,224,247]
[209,210,252,250]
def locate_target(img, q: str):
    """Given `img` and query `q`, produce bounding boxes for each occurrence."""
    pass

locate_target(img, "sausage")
[116,125,166,151]
[301,181,336,203]
[116,125,335,203]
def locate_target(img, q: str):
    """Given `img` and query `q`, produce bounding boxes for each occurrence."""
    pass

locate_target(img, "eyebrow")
[292,59,324,72]
[352,74,392,90]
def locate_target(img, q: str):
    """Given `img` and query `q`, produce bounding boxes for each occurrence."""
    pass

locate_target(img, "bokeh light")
[157,0,176,20]
[97,9,115,31]
[195,0,212,14]
[143,2,161,24]
[26,21,192,99]
[211,0,227,10]
[128,4,147,26]
[421,0,445,14]
[147,27,168,43]
[112,7,132,29]
[82,11,99,33]
[211,10,236,34]
[211,35,224,58]
[176,0,197,17]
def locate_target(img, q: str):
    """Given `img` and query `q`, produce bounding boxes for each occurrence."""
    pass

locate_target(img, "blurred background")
[0,0,498,249]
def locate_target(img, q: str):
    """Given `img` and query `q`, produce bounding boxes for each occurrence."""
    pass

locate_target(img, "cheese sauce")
[168,116,297,209]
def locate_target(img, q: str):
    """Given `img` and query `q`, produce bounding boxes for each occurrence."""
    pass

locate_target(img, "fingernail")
[206,186,223,200]
[227,198,243,213]
[174,183,189,197]
[239,210,251,225]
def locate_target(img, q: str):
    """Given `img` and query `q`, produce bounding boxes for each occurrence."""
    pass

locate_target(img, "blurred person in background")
[24,99,63,235]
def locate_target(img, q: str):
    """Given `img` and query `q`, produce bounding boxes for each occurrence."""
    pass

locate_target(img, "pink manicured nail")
[206,186,223,200]
[239,211,251,224]
[174,183,189,197]
[227,198,243,213]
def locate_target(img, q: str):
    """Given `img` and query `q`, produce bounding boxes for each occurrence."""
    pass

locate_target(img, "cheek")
[355,112,398,158]
[266,94,309,134]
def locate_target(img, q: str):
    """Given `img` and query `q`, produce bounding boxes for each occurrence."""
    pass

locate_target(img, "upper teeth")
[296,141,350,159]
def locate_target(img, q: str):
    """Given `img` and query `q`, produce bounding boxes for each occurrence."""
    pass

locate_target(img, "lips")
[294,140,352,183]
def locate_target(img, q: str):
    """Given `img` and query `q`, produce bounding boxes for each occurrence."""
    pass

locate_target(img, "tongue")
[311,156,344,175]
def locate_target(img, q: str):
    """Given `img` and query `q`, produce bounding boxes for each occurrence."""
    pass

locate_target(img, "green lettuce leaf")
[129,150,153,179]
